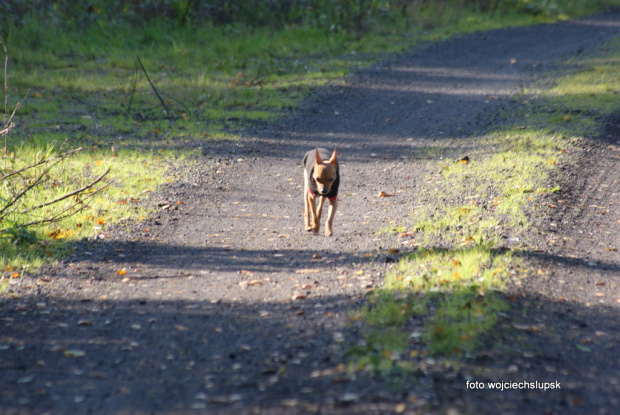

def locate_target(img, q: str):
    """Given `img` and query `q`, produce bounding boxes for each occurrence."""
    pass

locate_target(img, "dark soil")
[2,12,620,415]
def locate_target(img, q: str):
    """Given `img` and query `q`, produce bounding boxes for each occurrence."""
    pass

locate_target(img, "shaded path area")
[1,13,620,415]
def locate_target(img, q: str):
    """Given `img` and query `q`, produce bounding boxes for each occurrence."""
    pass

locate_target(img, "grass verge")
[349,36,620,372]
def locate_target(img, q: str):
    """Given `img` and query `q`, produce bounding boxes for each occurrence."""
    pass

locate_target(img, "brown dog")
[303,148,339,237]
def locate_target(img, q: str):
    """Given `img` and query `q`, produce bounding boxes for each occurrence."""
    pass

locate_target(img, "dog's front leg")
[305,191,318,233]
[325,199,337,237]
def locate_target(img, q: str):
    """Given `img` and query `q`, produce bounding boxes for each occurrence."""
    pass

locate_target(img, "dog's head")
[313,148,338,196]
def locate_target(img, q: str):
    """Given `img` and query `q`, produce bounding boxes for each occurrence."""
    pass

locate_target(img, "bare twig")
[24,168,109,212]
[0,150,71,217]
[2,36,8,153]
[126,58,139,114]
[0,100,20,137]
[159,89,191,117]
[0,147,82,182]
[21,182,110,227]
[136,55,169,114]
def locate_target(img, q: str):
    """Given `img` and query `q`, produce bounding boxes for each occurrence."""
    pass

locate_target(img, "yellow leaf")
[11,272,20,278]
[64,349,86,357]
[116,269,127,275]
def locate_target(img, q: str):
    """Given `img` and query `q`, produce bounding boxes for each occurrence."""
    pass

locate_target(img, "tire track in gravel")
[2,12,620,415]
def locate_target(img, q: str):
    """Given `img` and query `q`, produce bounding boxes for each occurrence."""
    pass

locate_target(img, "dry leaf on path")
[295,269,320,274]
[64,349,86,358]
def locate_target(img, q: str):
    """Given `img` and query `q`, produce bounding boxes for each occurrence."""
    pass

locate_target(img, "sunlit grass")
[352,34,620,368]
[1,135,171,271]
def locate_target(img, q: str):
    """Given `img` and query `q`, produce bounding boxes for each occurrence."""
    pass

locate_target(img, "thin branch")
[1,36,7,127]
[25,168,109,212]
[0,100,20,136]
[2,36,9,153]
[0,154,65,216]
[21,182,110,227]
[126,58,139,114]
[0,147,82,182]
[158,89,191,117]
[136,55,169,114]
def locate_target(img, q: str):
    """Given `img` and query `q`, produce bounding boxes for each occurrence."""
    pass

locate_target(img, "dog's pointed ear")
[328,148,337,164]
[315,147,323,164]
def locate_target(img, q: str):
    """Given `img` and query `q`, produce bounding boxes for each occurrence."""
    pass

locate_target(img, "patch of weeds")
[425,287,507,355]
[1,136,170,271]
[347,292,427,374]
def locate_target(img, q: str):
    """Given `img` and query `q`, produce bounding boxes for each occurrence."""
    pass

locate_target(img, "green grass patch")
[350,33,620,371]
[1,135,170,271]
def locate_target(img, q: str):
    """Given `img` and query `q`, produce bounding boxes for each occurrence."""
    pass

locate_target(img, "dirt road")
[2,12,620,415]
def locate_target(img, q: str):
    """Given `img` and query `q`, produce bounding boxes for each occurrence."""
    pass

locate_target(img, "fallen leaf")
[77,319,93,326]
[312,253,322,259]
[576,344,591,352]
[510,58,518,64]
[512,323,536,331]
[606,247,618,252]
[64,349,86,357]
[377,191,395,197]
[295,269,320,274]
[291,293,306,300]
[11,272,20,278]
[116,269,127,276]
[239,279,264,287]
[457,156,470,164]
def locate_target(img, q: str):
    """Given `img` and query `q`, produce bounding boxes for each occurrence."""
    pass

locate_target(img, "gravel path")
[1,12,620,415]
